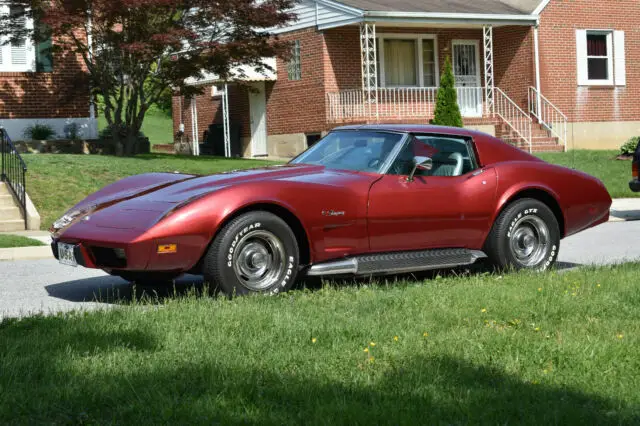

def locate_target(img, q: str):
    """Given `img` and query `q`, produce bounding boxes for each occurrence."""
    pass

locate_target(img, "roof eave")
[363,11,539,26]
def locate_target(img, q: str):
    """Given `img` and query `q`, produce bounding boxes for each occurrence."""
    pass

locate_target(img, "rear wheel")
[203,211,300,296]
[484,198,560,271]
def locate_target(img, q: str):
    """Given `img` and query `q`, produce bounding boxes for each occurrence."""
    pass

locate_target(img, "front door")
[452,40,483,117]
[248,82,268,157]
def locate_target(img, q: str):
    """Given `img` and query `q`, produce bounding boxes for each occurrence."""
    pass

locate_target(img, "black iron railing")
[0,128,27,229]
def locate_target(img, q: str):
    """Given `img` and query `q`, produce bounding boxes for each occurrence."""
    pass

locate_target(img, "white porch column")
[190,96,199,156]
[359,22,378,120]
[534,25,542,119]
[222,83,231,158]
[483,25,495,116]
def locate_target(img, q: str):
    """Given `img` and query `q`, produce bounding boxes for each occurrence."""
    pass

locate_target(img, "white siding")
[269,0,361,34]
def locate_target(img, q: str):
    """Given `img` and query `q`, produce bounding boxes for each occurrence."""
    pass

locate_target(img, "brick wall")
[172,84,251,144]
[494,26,535,109]
[267,28,327,136]
[0,33,90,120]
[538,0,640,122]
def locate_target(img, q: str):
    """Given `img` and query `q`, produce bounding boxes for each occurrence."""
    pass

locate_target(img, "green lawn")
[97,109,174,146]
[1,264,639,424]
[24,154,279,231]
[0,234,45,248]
[537,150,635,198]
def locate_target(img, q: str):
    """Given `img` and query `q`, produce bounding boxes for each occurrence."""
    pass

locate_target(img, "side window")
[388,134,478,177]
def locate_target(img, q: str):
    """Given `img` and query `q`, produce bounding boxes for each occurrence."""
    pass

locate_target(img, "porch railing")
[528,86,568,151]
[494,87,532,153]
[326,87,486,122]
[0,128,27,229]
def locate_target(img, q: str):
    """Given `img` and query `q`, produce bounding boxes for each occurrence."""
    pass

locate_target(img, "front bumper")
[630,179,640,192]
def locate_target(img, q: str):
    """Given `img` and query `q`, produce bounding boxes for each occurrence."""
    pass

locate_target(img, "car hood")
[55,163,369,232]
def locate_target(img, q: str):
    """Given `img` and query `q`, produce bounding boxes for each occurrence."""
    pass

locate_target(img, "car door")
[367,134,498,252]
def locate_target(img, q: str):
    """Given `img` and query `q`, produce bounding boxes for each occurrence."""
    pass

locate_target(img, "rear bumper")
[629,179,640,192]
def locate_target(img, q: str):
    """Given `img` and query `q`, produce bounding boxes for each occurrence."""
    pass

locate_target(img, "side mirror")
[407,156,432,182]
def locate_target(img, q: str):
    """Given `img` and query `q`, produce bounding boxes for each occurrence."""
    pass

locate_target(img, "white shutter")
[576,29,588,86]
[10,6,27,67]
[614,30,626,86]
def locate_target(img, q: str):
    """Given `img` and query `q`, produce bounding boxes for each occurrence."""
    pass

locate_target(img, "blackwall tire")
[203,211,300,297]
[484,198,560,272]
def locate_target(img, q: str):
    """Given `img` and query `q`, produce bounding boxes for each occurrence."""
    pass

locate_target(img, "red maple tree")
[1,0,295,155]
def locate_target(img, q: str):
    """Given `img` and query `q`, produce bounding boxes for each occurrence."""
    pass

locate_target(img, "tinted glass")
[290,131,405,173]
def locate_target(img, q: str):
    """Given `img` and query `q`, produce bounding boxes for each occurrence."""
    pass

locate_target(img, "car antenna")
[571,107,576,170]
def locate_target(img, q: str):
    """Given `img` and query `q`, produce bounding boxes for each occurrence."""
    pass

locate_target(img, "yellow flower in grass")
[423,332,429,337]
[597,284,601,288]
[393,336,399,342]
[311,337,317,344]
[481,308,487,313]
[617,334,624,339]
[369,357,375,363]
[538,288,542,292]
[369,342,376,347]
[364,347,369,353]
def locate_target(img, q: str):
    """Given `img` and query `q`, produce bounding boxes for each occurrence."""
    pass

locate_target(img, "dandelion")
[393,336,399,342]
[370,342,376,347]
[617,334,624,339]
[311,337,317,344]
[369,357,375,363]
[597,284,601,288]
[534,327,541,332]
[364,347,369,353]
[481,308,487,313]
[423,332,429,337]
[538,288,542,292]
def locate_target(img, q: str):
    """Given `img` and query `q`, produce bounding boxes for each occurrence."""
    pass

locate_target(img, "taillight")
[633,161,639,179]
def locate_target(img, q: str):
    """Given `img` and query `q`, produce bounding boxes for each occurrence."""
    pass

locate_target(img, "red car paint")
[51,125,612,275]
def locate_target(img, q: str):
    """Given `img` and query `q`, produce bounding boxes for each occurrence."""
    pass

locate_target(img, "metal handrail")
[528,86,568,151]
[494,87,532,153]
[0,128,28,229]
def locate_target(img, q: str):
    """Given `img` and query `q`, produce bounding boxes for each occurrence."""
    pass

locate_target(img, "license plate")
[58,243,78,267]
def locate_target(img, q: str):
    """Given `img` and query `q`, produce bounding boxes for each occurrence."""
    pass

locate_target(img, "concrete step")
[0,219,25,232]
[0,194,16,208]
[0,183,10,196]
[516,144,565,153]
[0,206,22,220]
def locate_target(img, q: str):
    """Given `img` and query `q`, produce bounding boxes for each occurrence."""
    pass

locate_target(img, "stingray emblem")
[322,210,345,217]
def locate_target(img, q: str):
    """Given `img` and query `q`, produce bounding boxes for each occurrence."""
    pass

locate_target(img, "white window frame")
[376,33,439,88]
[585,30,613,86]
[0,3,36,72]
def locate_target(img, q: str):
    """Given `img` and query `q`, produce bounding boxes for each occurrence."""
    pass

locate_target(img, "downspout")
[533,23,542,120]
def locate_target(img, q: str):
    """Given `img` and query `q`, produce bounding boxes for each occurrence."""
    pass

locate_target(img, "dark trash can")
[201,123,242,157]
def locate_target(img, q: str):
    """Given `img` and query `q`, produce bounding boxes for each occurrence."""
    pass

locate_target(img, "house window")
[0,4,52,72]
[586,32,610,81]
[287,40,301,81]
[376,34,438,88]
[577,29,625,86]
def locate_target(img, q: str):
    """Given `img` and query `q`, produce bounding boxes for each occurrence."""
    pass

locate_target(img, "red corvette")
[50,125,611,295]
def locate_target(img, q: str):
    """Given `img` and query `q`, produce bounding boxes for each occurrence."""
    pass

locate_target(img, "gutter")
[363,11,539,26]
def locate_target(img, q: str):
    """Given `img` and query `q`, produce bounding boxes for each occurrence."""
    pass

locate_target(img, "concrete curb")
[0,246,53,262]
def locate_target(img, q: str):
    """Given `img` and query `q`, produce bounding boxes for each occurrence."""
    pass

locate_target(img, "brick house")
[0,3,97,141]
[174,0,637,158]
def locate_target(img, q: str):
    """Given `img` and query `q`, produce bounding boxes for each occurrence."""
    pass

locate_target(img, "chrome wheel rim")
[232,230,286,291]
[509,215,550,267]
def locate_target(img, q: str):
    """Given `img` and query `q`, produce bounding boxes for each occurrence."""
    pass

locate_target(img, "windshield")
[289,130,406,173]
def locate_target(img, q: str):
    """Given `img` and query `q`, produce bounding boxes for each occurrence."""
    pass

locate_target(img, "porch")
[322,22,568,153]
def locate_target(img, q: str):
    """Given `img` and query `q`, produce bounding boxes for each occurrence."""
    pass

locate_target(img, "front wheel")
[484,198,560,271]
[203,211,300,296]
